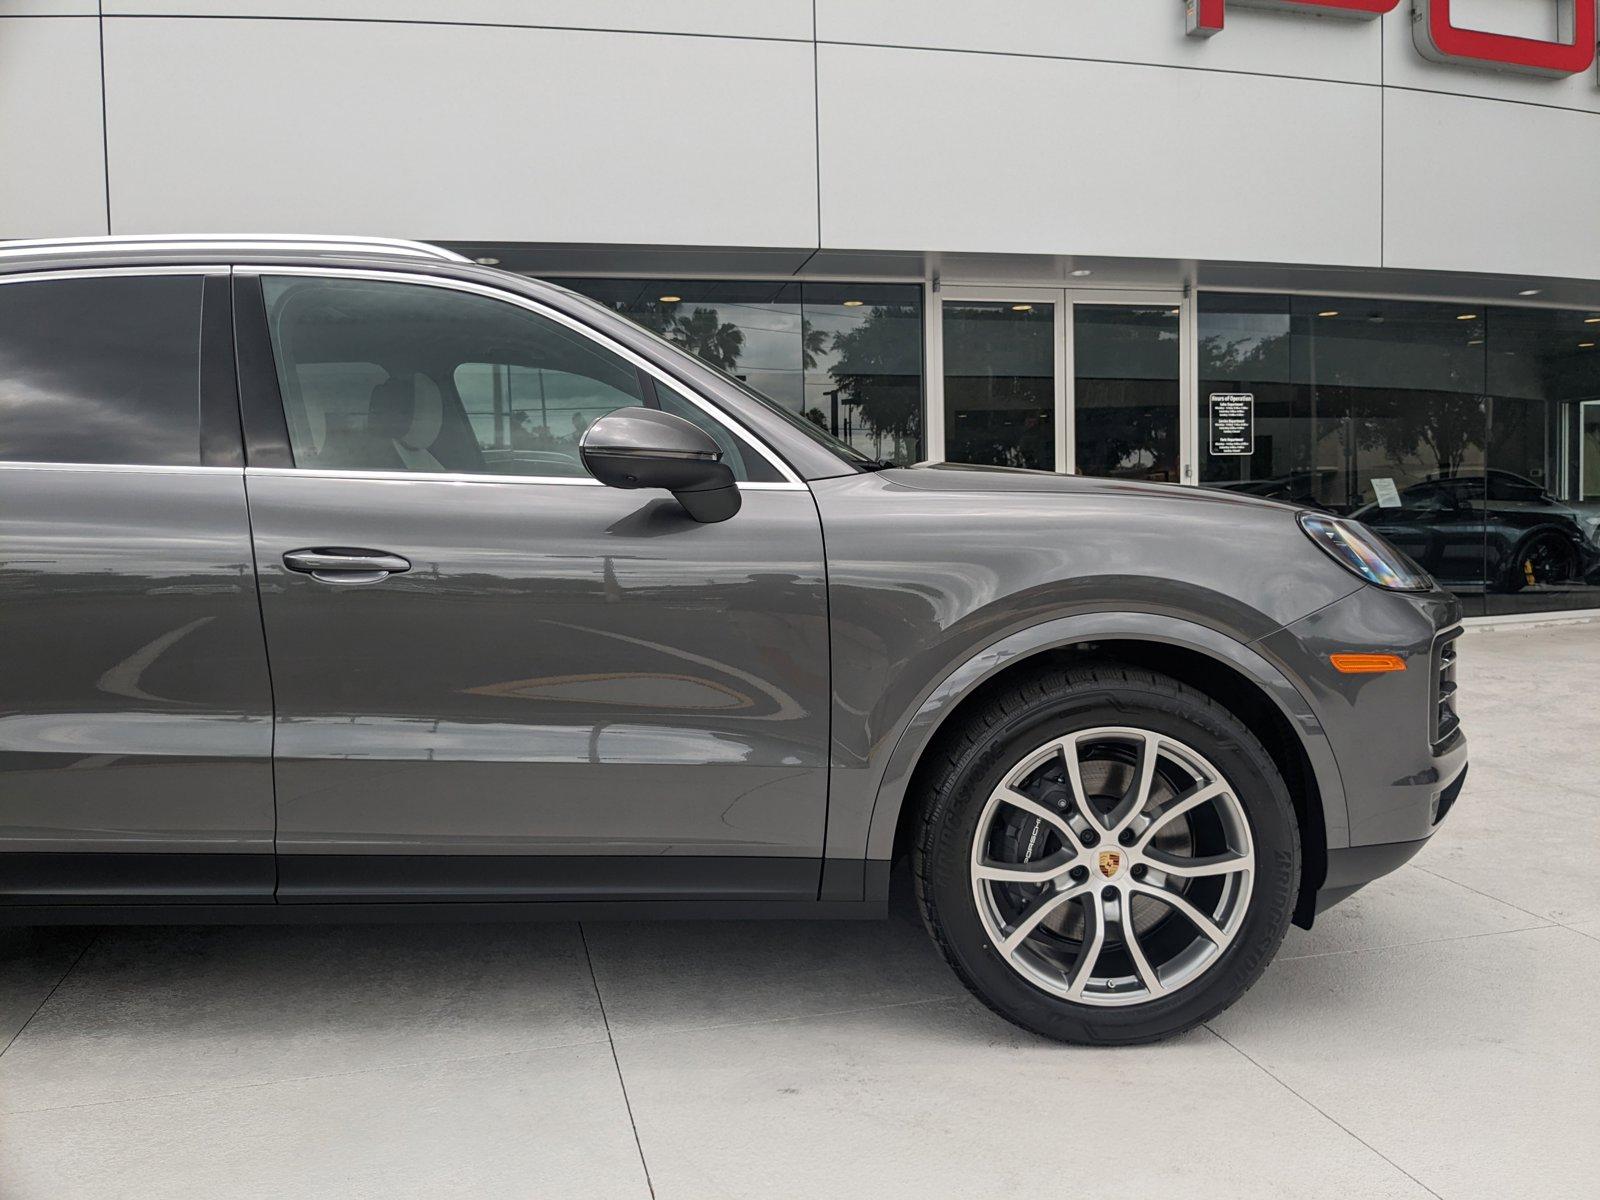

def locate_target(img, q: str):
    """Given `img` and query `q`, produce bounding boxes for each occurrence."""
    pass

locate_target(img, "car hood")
[882,462,1303,516]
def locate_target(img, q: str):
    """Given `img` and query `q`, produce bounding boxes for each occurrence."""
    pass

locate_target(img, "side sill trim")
[0,899,885,927]
[275,854,818,903]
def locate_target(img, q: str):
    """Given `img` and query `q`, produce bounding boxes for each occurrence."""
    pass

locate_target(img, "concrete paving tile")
[0,928,95,1052]
[1566,919,1600,943]
[615,996,1431,1200]
[1453,628,1600,789]
[0,1040,649,1200]
[1212,925,1600,1200]
[0,922,605,1112]
[1412,766,1600,925]
[588,896,962,1040]
[1279,864,1549,961]
[1459,729,1600,800]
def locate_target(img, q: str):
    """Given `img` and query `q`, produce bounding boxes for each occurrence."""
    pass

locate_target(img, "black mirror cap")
[580,407,741,523]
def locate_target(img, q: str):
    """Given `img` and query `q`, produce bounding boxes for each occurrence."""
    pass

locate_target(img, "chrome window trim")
[0,265,228,284]
[0,461,238,476]
[0,235,467,263]
[243,465,804,492]
[252,265,806,487]
[0,461,804,491]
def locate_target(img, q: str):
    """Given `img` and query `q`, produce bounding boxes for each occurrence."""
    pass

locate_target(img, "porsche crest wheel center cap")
[1096,849,1125,879]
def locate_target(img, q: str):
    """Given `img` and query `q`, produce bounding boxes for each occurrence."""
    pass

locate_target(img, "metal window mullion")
[1058,295,1072,474]
[924,278,945,463]
[1181,288,1199,485]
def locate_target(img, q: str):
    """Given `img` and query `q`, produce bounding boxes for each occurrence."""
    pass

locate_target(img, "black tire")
[912,662,1299,1046]
[1500,531,1575,593]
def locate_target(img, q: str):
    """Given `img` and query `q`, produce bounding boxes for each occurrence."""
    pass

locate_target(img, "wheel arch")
[866,613,1346,928]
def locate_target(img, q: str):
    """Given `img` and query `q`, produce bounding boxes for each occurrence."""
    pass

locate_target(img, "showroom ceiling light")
[842,299,865,307]
[1518,288,1541,297]
[1585,316,1600,324]
[1581,341,1596,349]
[1456,312,1478,321]
[1011,303,1033,312]
[1318,310,1339,318]
[474,256,500,265]
[658,294,682,303]
[1069,268,1093,277]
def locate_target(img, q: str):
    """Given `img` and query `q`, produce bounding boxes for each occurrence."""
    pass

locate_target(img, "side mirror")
[580,407,741,523]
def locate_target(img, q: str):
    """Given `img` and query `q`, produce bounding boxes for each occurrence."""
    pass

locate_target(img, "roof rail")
[0,234,471,263]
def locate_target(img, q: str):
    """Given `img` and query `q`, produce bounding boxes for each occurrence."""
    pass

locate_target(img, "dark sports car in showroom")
[1351,470,1600,593]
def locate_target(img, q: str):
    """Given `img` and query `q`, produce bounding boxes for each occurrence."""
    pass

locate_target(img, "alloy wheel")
[969,726,1255,1007]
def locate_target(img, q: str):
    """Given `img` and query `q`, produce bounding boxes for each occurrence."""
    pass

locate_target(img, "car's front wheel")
[913,663,1299,1045]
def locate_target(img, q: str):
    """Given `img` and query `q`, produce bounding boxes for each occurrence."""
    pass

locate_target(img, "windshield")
[537,279,873,470]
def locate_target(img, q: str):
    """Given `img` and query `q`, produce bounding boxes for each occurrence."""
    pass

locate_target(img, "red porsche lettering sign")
[1186,0,1600,80]
[1413,0,1597,77]
[1186,0,1398,38]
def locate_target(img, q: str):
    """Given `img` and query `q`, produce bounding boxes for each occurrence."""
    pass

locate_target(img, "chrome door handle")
[282,548,412,584]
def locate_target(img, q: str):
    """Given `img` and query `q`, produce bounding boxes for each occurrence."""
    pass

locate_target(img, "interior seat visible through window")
[260,275,779,482]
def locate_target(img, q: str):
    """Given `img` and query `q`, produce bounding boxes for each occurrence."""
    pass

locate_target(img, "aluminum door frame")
[935,285,1068,472]
[1063,288,1192,481]
[933,286,1195,480]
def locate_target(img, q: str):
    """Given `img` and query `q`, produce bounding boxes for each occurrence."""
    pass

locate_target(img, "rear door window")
[0,274,204,465]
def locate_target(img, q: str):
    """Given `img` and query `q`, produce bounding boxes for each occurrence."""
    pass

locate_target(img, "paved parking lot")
[1,623,1595,1199]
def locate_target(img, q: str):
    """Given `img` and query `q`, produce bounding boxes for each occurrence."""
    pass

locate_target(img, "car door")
[234,269,831,903]
[0,268,275,904]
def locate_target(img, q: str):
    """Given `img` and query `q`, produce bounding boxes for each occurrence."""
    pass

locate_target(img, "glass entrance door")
[937,287,1190,480]
[1068,295,1185,482]
[939,290,1063,471]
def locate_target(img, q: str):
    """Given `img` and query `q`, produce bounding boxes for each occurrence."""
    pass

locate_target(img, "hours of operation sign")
[1209,393,1254,456]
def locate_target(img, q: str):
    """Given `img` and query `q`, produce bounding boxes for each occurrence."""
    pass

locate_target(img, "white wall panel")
[0,3,95,14]
[102,18,819,246]
[101,2,813,40]
[817,0,1380,85]
[0,16,106,237]
[1384,88,1600,279]
[1380,4,1600,116]
[817,43,1382,266]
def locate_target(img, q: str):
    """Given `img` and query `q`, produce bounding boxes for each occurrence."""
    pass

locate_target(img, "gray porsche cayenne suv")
[0,236,1467,1045]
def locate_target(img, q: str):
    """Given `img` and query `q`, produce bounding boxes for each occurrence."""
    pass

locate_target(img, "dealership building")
[5,0,1600,614]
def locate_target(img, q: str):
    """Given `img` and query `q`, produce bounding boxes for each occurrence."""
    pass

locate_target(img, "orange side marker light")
[1329,653,1407,674]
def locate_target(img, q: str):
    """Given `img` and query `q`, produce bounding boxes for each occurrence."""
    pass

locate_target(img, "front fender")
[853,611,1349,864]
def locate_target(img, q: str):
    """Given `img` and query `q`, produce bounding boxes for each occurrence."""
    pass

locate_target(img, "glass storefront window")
[1200,294,1600,614]
[1584,401,1600,501]
[943,301,1055,470]
[1483,306,1600,612]
[550,279,924,464]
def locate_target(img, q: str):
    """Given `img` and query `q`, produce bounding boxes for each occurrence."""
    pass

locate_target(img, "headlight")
[1298,513,1433,591]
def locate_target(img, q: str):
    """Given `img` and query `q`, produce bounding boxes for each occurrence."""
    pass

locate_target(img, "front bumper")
[1255,583,1469,917]
[1314,763,1469,913]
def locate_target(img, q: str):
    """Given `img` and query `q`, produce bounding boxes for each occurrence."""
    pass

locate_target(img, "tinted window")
[263,276,650,478]
[0,275,204,465]
[262,276,773,482]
